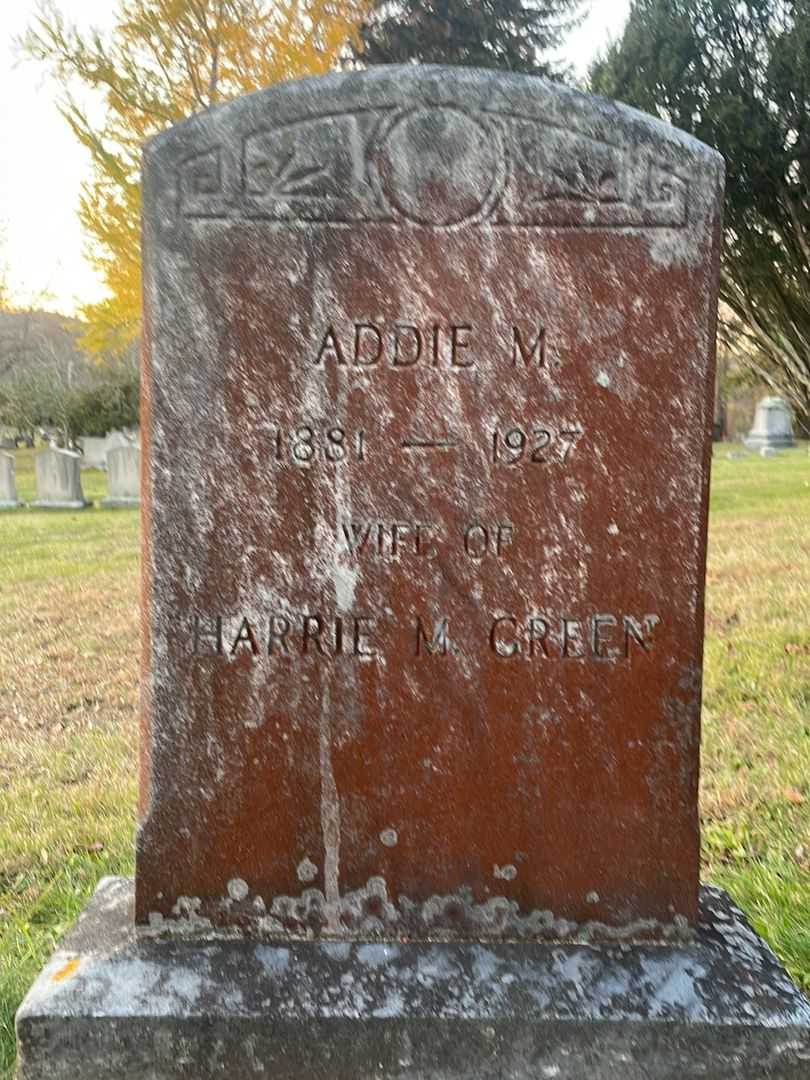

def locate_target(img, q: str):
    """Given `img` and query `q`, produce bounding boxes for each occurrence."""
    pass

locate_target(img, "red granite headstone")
[137,67,724,937]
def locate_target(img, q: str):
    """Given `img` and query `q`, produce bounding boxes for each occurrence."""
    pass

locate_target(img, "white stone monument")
[744,395,795,450]
[0,452,22,509]
[102,445,140,508]
[78,435,108,469]
[31,448,91,509]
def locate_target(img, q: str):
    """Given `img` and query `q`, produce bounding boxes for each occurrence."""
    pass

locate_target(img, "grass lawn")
[1,442,809,1076]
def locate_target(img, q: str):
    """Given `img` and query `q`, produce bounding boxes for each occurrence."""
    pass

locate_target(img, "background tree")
[0,308,140,446]
[22,0,371,356]
[0,224,10,314]
[357,0,582,76]
[591,0,810,428]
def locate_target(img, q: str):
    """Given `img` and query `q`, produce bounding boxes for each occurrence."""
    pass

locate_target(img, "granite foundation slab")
[29,499,92,510]
[15,877,810,1079]
[100,496,140,508]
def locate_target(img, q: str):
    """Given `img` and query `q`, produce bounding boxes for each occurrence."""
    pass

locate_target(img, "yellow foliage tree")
[23,0,369,354]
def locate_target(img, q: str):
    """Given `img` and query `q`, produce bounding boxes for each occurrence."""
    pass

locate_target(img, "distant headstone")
[105,429,132,454]
[31,448,91,509]
[0,436,15,450]
[17,67,810,1080]
[78,435,108,469]
[0,452,21,509]
[102,445,140,507]
[744,395,795,450]
[760,446,781,458]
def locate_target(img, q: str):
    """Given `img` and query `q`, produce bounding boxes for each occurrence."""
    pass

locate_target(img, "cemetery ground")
[0,447,808,1077]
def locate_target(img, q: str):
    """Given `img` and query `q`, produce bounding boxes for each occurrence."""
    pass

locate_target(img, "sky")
[0,1,631,316]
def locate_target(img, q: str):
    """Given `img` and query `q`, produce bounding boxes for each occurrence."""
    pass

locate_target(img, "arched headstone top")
[145,65,723,263]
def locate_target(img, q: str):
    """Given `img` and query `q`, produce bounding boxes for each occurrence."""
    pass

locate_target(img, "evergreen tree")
[357,0,582,77]
[591,0,810,423]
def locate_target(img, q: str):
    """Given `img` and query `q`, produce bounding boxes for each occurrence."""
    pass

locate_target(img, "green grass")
[0,442,808,1077]
[0,447,140,1079]
[701,442,810,991]
[3,453,137,586]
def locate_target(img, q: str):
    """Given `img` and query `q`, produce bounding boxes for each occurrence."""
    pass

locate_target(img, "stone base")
[744,435,795,450]
[100,496,140,508]
[29,500,92,510]
[15,878,810,1080]
[0,500,23,510]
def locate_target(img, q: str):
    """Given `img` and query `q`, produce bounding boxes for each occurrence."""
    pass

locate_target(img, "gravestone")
[104,429,132,455]
[30,447,90,510]
[16,67,810,1079]
[78,435,108,469]
[135,71,723,938]
[744,395,795,450]
[0,452,21,509]
[101,445,140,507]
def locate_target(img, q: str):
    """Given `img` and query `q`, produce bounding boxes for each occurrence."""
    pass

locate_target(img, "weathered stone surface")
[105,429,133,454]
[15,876,810,1079]
[744,396,795,450]
[102,445,140,508]
[138,66,724,936]
[30,448,90,510]
[78,435,108,469]
[0,451,22,509]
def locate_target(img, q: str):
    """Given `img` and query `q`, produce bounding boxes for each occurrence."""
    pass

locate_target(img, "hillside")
[0,309,86,380]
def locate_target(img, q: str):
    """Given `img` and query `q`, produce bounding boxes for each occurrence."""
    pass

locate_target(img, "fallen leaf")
[51,957,80,983]
[783,788,805,805]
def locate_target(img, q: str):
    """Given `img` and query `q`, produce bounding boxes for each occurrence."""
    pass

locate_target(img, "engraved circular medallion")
[376,107,499,226]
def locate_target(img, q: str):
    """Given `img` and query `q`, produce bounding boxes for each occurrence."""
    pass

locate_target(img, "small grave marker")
[0,452,21,509]
[30,448,90,510]
[102,445,140,507]
[79,435,108,469]
[745,395,795,450]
